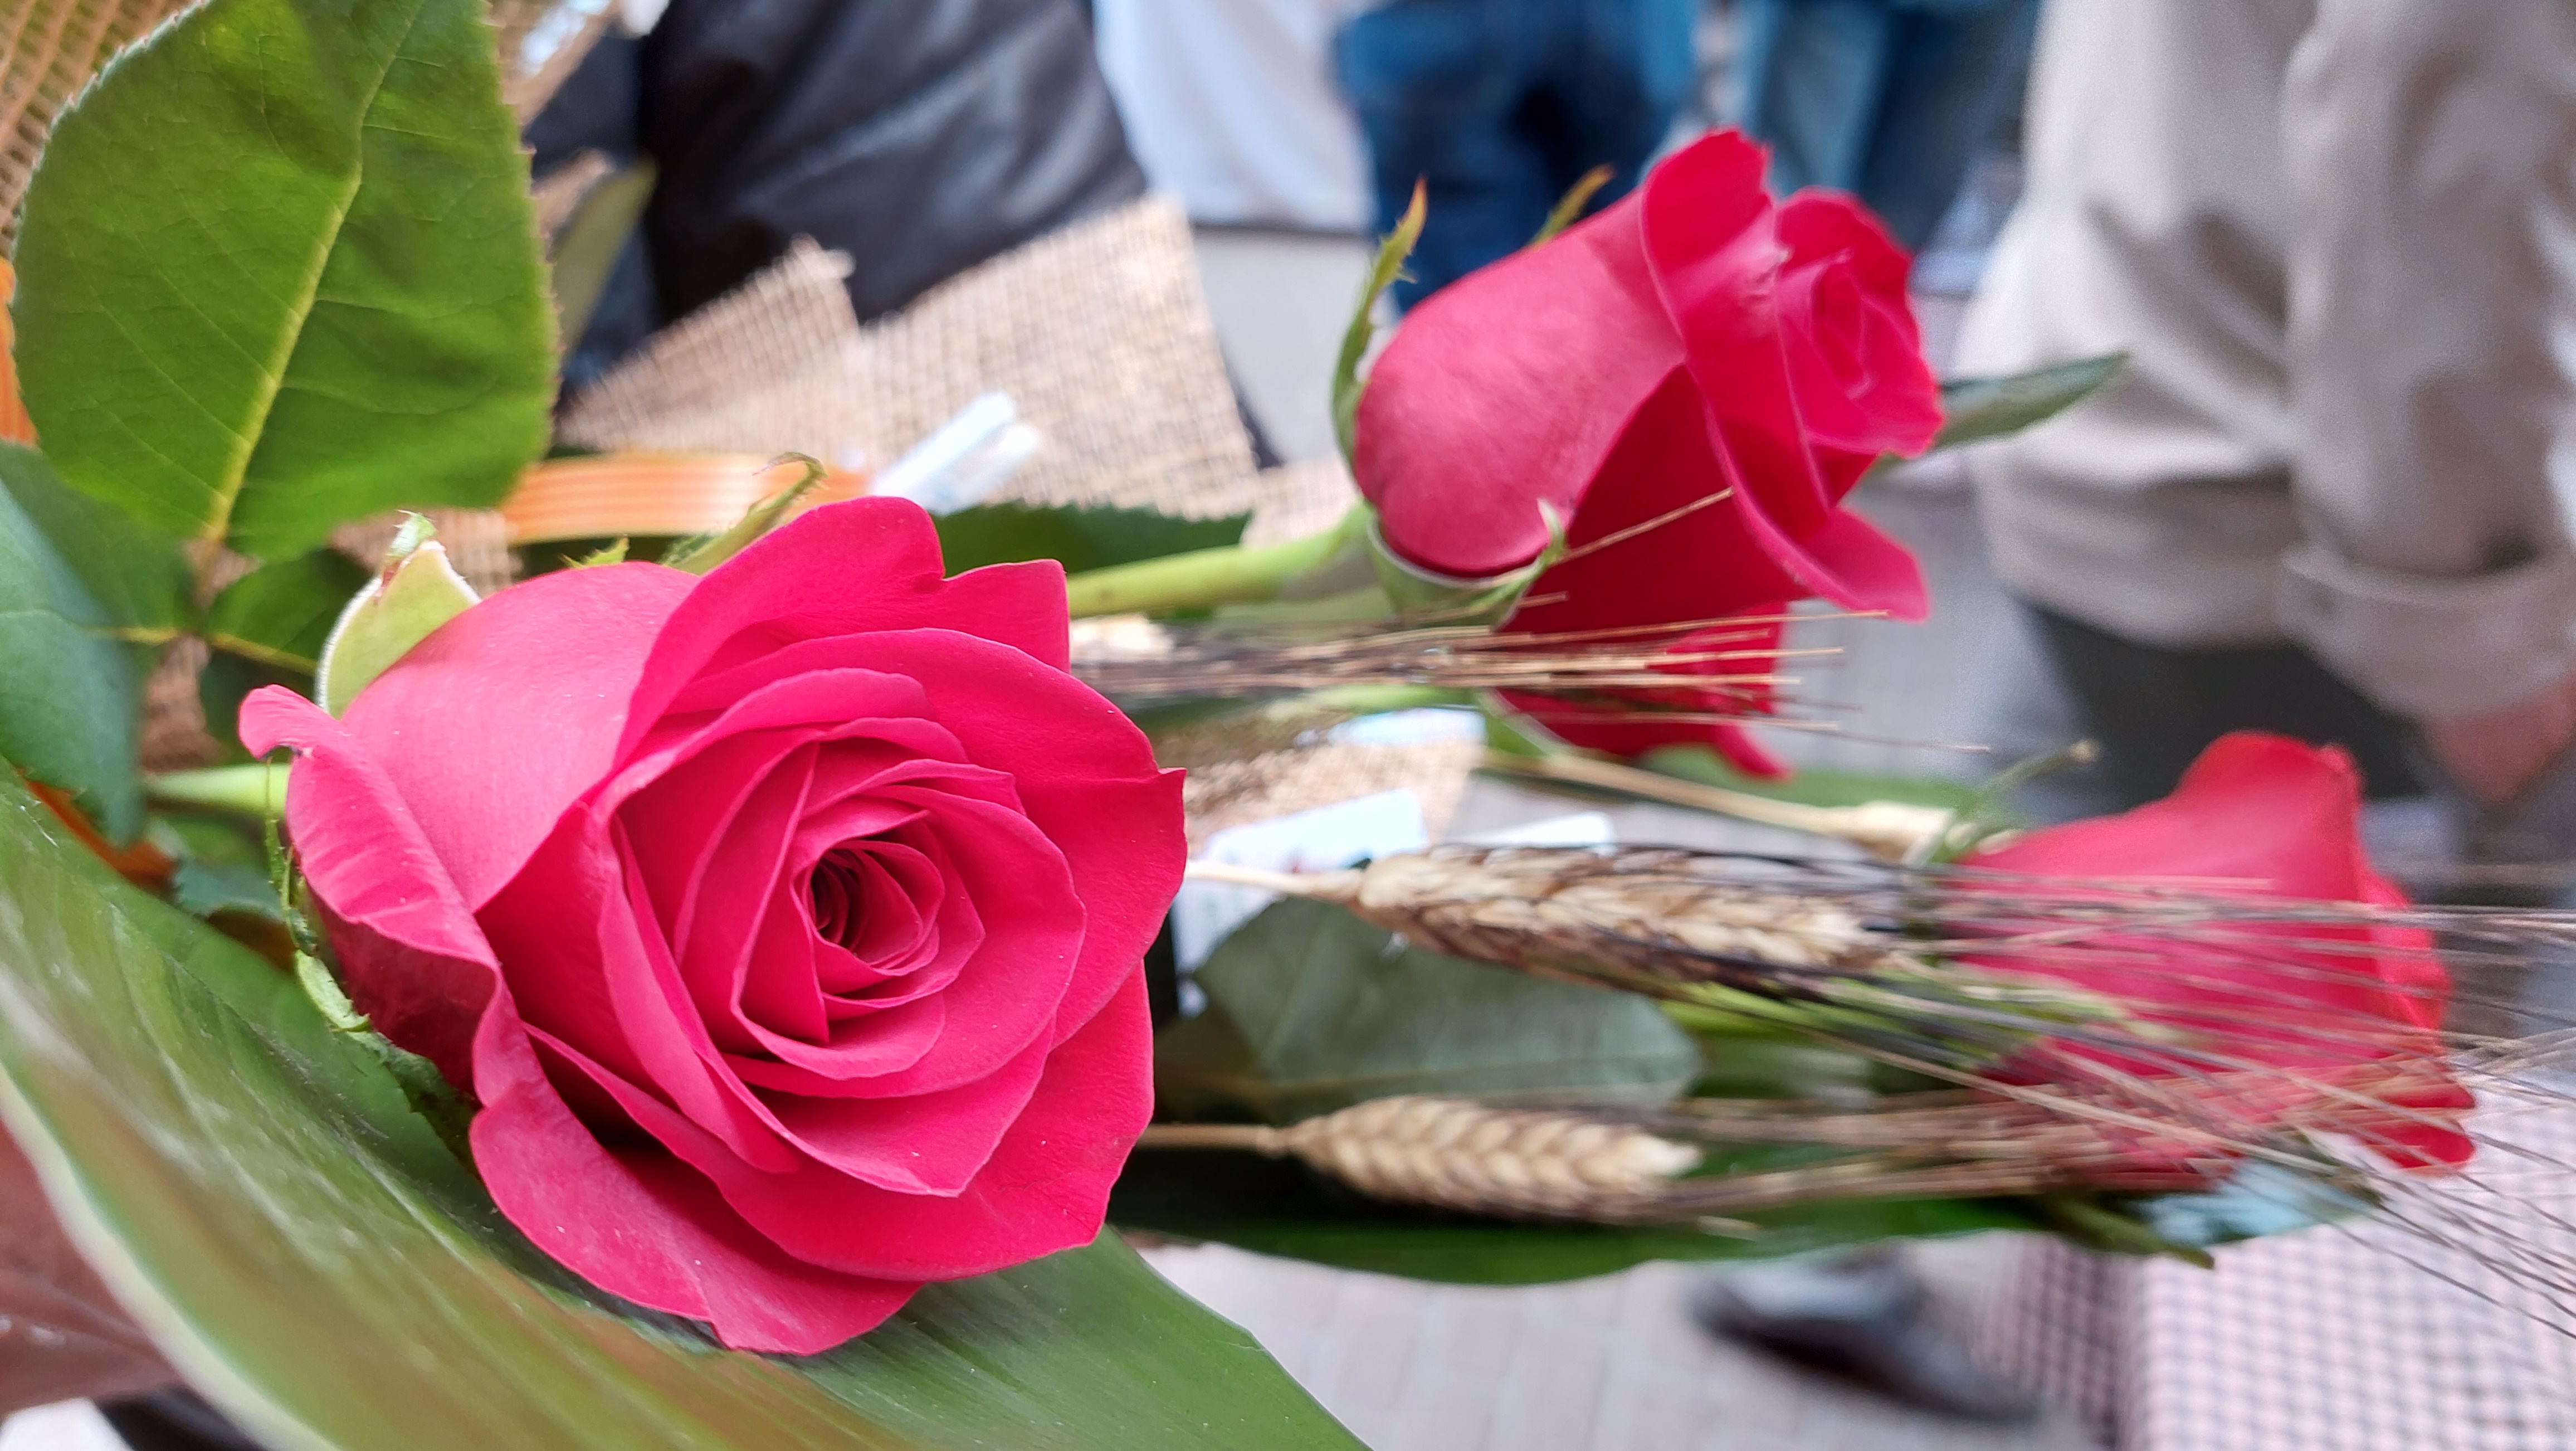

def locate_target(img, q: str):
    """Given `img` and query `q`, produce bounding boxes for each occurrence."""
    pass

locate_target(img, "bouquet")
[1,1,2568,1446]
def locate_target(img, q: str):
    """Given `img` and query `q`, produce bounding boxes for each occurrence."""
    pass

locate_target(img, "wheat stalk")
[1185,846,2123,1059]
[1136,1093,2235,1226]
[1179,845,2575,1167]
[1144,1096,1705,1222]
[1069,612,1820,705]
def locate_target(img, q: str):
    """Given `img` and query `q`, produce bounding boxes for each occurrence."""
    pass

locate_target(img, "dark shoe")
[100,1389,266,1451]
[1690,1253,2040,1424]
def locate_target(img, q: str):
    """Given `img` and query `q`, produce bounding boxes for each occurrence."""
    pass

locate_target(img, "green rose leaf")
[12,0,556,557]
[0,783,1363,1451]
[1156,897,1700,1124]
[1111,1148,2039,1286]
[933,502,1249,577]
[1929,354,2128,452]
[198,550,372,754]
[0,444,189,636]
[0,469,146,840]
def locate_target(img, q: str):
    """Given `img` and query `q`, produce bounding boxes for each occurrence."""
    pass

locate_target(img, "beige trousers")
[1959,0,2576,720]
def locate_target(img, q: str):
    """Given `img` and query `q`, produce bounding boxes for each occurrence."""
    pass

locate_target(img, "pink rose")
[1965,733,2471,1174]
[1353,130,1941,771]
[241,500,1184,1353]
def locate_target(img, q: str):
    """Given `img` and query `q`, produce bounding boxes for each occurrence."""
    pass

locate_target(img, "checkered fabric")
[1978,1104,2576,1449]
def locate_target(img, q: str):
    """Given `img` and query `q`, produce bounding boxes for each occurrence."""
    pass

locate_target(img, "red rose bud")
[1964,733,2473,1175]
[240,499,1185,1353]
[1353,130,1941,772]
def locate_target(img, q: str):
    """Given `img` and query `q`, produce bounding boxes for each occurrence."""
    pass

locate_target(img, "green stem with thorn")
[1061,507,1368,618]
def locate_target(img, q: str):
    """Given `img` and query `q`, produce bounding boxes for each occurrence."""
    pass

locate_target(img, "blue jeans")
[1335,0,1699,308]
[1734,0,2040,250]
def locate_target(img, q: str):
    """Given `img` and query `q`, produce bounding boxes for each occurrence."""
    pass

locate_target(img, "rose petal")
[633,972,1153,1281]
[339,562,696,908]
[237,687,498,1085]
[1353,194,1681,579]
[1965,733,2459,1131]
[618,499,1073,756]
[467,987,920,1353]
[1773,192,1943,460]
[640,628,1179,1049]
[723,791,1082,1093]
[541,1020,1053,1197]
[809,633,1184,1043]
[479,810,799,1172]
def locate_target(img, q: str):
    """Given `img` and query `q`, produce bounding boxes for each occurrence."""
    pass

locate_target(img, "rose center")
[1792,256,1877,396]
[808,846,872,951]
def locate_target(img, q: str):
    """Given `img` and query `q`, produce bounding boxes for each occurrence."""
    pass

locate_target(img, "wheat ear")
[1142,1096,1702,1222]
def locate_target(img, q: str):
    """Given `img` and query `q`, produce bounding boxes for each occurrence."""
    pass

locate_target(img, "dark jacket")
[529,0,1146,382]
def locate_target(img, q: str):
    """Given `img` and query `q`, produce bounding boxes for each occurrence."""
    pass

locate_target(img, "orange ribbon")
[499,452,871,546]
[0,260,35,446]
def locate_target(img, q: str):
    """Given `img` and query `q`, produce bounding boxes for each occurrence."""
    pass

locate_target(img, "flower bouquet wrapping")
[1,1,2573,1447]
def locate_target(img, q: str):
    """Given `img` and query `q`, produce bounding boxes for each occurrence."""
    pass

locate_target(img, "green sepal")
[1862,353,2131,489]
[1365,502,1567,627]
[1331,182,1428,464]
[1930,354,2128,451]
[661,455,828,574]
[1527,164,1613,248]
[548,159,656,347]
[314,518,480,715]
[934,502,1248,576]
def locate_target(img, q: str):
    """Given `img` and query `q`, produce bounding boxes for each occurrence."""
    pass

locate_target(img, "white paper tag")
[1172,789,1430,980]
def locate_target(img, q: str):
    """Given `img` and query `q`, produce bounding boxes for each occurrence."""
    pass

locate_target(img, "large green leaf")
[0,786,1361,1450]
[1158,897,1700,1124]
[0,445,188,635]
[12,0,556,557]
[206,552,372,676]
[1638,744,1988,814]
[1111,1146,2040,1286]
[196,551,371,756]
[0,471,145,840]
[933,503,1249,577]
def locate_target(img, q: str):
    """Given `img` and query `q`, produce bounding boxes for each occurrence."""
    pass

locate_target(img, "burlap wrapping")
[559,198,1269,519]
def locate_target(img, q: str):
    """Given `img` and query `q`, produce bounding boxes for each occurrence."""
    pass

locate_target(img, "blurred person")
[1723,3,2576,1436]
[1333,0,1700,308]
[1733,0,2041,251]
[1094,0,1373,233]
[533,0,1148,389]
[1960,0,2576,865]
[1711,4,2576,1421]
